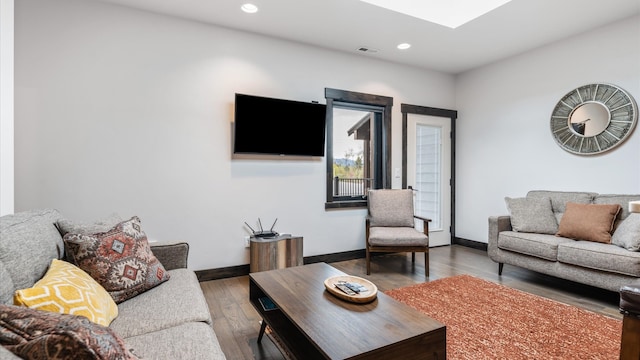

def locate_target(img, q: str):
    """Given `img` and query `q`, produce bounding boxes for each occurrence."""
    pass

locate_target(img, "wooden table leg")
[257,320,267,343]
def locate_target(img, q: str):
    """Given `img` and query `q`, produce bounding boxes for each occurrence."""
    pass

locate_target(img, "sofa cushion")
[557,241,640,277]
[497,232,574,261]
[109,269,212,339]
[368,227,429,246]
[14,259,118,327]
[0,304,137,360]
[556,203,621,243]
[611,214,640,252]
[0,209,64,305]
[505,196,558,234]
[64,216,170,304]
[123,322,225,360]
[527,191,595,223]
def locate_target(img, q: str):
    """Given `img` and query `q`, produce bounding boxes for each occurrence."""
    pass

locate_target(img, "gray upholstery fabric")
[1,209,226,359]
[368,227,428,246]
[124,322,225,360]
[504,196,558,234]
[150,241,189,270]
[488,240,640,291]
[0,209,64,305]
[497,232,573,261]
[527,190,595,223]
[0,262,13,306]
[557,241,640,277]
[0,345,20,359]
[594,194,640,220]
[56,213,123,236]
[488,216,512,250]
[488,191,640,292]
[368,189,415,227]
[109,269,212,338]
[527,190,596,213]
[611,214,640,251]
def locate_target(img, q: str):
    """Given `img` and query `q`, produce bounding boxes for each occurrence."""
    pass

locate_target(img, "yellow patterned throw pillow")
[14,259,118,326]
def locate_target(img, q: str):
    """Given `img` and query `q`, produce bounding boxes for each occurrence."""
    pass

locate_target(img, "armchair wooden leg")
[411,252,415,263]
[498,263,504,276]
[366,247,371,275]
[425,251,429,277]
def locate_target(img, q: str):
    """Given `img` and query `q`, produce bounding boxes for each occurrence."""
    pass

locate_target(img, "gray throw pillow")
[56,213,123,236]
[505,196,558,234]
[611,213,640,251]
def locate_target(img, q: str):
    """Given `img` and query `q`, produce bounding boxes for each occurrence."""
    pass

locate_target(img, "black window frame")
[324,88,393,209]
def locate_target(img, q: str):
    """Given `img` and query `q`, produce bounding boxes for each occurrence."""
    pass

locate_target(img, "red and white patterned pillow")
[64,216,170,303]
[0,304,138,359]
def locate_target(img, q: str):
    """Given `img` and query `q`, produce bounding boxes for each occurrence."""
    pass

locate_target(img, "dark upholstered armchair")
[620,285,640,360]
[365,189,430,277]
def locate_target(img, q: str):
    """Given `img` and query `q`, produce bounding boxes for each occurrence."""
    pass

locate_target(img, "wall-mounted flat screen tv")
[233,93,327,157]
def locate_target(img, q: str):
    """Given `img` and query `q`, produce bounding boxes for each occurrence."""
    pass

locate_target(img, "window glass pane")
[332,108,373,198]
[415,124,441,230]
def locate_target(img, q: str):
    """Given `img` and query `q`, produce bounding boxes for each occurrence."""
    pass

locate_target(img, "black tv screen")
[233,93,327,156]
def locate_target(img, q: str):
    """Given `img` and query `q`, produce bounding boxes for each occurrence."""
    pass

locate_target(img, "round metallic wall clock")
[550,83,638,155]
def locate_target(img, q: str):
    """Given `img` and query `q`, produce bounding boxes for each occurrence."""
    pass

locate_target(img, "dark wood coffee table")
[249,262,446,359]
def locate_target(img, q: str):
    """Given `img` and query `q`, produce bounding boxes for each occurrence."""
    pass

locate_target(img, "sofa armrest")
[488,215,512,253]
[488,215,512,239]
[150,241,189,270]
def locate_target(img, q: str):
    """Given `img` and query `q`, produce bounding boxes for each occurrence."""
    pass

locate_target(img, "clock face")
[550,83,637,155]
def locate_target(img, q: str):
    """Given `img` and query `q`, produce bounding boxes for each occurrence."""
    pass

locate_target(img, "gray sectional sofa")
[489,190,640,292]
[0,209,226,359]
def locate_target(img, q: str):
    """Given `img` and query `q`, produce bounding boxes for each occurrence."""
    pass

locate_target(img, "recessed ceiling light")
[360,0,512,29]
[397,43,411,50]
[241,3,259,14]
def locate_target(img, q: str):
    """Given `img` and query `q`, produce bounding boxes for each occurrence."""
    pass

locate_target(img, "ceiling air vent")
[357,46,379,53]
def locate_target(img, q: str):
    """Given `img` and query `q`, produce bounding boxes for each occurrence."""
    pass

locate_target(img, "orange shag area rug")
[385,275,621,360]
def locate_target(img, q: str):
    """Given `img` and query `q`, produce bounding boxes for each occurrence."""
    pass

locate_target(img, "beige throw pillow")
[556,202,621,243]
[505,196,558,234]
[611,213,640,251]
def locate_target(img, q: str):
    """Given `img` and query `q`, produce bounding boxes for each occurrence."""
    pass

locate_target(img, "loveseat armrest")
[488,215,512,241]
[488,216,512,270]
[488,215,512,252]
[150,241,189,270]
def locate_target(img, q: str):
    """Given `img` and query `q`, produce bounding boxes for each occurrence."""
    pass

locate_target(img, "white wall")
[455,15,640,243]
[14,0,455,270]
[0,0,14,216]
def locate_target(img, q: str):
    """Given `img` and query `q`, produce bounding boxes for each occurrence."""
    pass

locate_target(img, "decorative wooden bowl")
[324,275,378,303]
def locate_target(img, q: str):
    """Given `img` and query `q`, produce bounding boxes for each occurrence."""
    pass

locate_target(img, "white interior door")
[407,114,452,247]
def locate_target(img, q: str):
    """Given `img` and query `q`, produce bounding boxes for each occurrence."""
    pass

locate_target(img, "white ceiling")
[94,0,640,74]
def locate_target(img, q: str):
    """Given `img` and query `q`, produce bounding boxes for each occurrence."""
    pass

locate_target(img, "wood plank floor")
[199,245,621,360]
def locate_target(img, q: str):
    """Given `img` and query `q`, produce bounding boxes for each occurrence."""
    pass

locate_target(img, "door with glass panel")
[406,114,452,247]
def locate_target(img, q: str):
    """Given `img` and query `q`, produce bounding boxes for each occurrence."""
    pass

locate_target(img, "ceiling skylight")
[360,0,512,29]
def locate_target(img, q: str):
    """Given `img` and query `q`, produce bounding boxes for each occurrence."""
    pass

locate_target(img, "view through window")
[332,108,373,199]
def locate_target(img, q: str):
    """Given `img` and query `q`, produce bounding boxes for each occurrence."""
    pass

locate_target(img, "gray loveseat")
[0,209,226,359]
[488,190,640,292]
